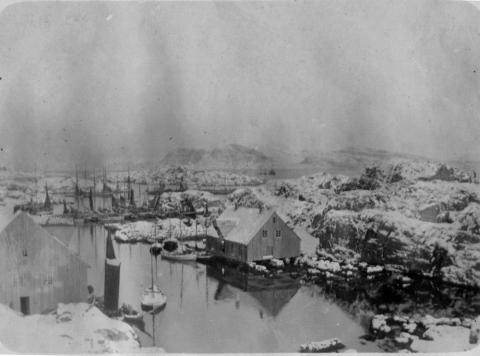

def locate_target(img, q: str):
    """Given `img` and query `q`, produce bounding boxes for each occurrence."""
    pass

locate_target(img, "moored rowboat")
[161,251,197,261]
[140,285,167,311]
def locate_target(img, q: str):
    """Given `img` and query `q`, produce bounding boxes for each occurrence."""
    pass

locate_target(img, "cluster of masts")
[74,165,114,195]
[73,166,150,211]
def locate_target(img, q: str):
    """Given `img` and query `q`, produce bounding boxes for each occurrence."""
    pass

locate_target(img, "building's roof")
[0,211,89,268]
[214,206,275,245]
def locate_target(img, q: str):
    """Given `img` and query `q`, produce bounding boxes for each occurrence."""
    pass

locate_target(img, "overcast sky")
[0,0,479,170]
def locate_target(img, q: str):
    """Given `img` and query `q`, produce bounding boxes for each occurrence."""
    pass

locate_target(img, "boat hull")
[161,252,197,262]
[140,286,167,312]
[122,312,143,322]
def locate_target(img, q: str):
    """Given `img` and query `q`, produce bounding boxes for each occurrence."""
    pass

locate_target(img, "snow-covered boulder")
[299,338,345,353]
[0,303,164,354]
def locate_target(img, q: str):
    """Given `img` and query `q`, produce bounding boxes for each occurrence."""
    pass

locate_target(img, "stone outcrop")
[249,159,480,287]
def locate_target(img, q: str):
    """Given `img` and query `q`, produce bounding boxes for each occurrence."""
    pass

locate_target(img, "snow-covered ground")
[371,313,480,353]
[0,166,263,209]
[224,159,480,287]
[112,166,264,186]
[0,303,164,354]
[115,217,218,242]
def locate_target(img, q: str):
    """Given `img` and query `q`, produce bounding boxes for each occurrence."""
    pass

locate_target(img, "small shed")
[0,212,89,315]
[206,206,300,263]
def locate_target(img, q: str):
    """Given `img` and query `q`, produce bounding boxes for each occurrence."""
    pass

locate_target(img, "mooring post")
[104,231,120,311]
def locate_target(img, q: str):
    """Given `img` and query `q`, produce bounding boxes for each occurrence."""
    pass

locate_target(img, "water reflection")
[41,223,480,352]
[207,264,300,318]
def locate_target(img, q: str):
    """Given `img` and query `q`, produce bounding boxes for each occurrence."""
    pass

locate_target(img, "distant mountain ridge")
[301,146,430,164]
[160,144,274,169]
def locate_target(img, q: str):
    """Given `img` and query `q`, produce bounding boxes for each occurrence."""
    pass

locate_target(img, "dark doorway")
[20,296,30,315]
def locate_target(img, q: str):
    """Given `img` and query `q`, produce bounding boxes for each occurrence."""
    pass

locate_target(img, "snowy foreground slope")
[239,159,480,287]
[0,303,164,354]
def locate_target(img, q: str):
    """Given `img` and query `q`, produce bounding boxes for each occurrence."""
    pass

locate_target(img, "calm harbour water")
[43,224,380,353]
[2,197,479,352]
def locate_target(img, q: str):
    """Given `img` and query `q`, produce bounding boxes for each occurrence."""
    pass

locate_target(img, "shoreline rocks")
[369,313,480,353]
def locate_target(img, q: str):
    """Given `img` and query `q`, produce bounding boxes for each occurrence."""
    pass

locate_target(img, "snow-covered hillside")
[229,159,480,287]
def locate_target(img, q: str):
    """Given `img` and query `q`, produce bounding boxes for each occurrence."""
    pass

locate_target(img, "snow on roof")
[215,206,275,244]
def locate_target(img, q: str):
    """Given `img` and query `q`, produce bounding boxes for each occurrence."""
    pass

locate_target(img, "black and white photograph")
[0,0,479,353]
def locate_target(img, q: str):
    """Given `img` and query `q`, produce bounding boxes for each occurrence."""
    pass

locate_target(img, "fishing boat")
[121,304,143,322]
[195,251,213,263]
[161,251,197,261]
[161,237,196,261]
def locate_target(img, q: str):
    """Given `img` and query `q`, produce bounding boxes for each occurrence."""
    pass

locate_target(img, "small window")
[262,230,268,237]
[22,248,27,257]
[273,217,276,224]
[276,230,281,238]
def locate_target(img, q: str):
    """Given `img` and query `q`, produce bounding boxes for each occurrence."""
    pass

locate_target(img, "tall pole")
[76,165,79,210]
[195,219,198,250]
[93,169,96,195]
[150,253,154,289]
[155,255,158,285]
[179,219,182,242]
[34,164,38,204]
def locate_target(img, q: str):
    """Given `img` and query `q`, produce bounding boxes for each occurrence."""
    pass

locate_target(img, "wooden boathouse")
[0,212,88,315]
[206,206,301,263]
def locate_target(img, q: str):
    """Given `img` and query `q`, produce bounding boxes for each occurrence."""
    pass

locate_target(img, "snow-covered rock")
[411,325,473,353]
[367,265,384,274]
[270,258,284,268]
[0,303,163,354]
[371,315,392,335]
[115,218,218,242]
[299,338,345,353]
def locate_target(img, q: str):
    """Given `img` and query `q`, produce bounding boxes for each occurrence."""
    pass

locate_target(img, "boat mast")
[93,169,96,195]
[34,164,38,204]
[195,219,198,250]
[150,253,154,290]
[75,165,79,210]
[103,166,107,192]
[127,166,131,205]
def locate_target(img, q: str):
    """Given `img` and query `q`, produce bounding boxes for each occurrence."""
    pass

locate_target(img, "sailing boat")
[141,250,167,311]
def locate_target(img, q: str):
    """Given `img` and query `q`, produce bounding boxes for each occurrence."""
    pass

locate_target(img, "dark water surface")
[44,224,380,353]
